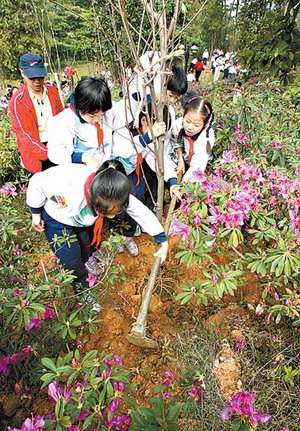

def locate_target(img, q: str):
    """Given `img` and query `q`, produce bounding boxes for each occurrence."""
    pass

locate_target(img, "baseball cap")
[19,53,47,78]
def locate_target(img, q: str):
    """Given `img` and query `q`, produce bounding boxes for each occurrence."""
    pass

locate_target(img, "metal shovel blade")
[125,331,158,349]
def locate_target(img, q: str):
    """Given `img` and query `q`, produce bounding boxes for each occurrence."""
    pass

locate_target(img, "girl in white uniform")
[26,160,168,293]
[173,92,215,183]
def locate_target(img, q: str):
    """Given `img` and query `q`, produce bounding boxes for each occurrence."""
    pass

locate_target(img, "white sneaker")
[134,224,141,236]
[83,295,102,312]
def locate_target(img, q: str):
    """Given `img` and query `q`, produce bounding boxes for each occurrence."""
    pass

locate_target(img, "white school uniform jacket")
[47,104,116,166]
[26,164,165,240]
[174,117,215,182]
[111,100,177,183]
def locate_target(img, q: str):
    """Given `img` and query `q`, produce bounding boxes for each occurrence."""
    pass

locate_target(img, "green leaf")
[166,403,182,421]
[180,293,193,305]
[130,410,147,427]
[122,396,138,410]
[83,413,95,430]
[138,407,157,422]
[41,358,57,372]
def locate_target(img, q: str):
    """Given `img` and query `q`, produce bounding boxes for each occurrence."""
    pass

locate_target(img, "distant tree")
[235,0,300,83]
[0,0,44,78]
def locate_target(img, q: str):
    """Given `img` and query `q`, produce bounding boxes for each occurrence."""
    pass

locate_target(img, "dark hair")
[137,102,172,132]
[167,66,188,96]
[74,76,112,114]
[89,160,131,215]
[179,91,214,155]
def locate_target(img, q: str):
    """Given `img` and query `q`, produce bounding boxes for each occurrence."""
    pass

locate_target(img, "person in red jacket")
[193,57,204,82]
[9,53,64,175]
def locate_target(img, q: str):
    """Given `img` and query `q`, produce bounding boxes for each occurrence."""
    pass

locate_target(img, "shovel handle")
[164,171,183,234]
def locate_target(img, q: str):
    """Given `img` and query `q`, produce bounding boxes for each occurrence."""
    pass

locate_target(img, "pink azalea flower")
[24,317,42,331]
[13,289,24,297]
[163,392,171,400]
[113,380,126,392]
[220,150,236,164]
[289,208,300,229]
[165,371,175,380]
[255,304,264,315]
[48,381,72,403]
[74,410,90,421]
[0,184,18,197]
[86,272,97,288]
[19,346,32,359]
[193,215,201,226]
[207,206,222,225]
[108,397,120,412]
[43,305,55,320]
[221,391,271,427]
[188,386,203,400]
[7,415,45,431]
[0,356,11,376]
[113,354,122,365]
[212,274,219,282]
[171,217,191,243]
[235,338,245,351]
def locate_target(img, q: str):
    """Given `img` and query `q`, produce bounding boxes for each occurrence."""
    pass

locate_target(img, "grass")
[173,315,300,431]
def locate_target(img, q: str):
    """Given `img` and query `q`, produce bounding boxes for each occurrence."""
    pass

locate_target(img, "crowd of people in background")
[186,47,245,84]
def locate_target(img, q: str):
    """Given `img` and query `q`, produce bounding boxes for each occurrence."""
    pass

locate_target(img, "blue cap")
[19,53,47,78]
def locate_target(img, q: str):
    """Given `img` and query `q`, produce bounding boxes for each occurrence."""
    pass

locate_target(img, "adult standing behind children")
[9,53,64,175]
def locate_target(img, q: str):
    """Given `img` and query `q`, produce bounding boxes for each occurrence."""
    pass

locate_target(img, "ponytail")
[205,112,214,155]
[89,160,131,214]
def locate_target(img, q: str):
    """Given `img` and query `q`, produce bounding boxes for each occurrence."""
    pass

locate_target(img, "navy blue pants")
[42,209,94,287]
[128,169,146,202]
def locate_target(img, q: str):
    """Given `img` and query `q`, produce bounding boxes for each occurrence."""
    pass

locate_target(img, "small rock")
[2,393,19,417]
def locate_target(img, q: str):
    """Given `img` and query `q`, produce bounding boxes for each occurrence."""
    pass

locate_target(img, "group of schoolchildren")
[9,52,216,310]
[211,49,243,82]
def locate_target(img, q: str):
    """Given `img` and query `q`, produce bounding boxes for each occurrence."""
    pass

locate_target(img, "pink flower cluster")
[182,151,300,235]
[0,345,32,376]
[7,415,44,431]
[0,183,17,197]
[103,412,132,430]
[188,379,204,401]
[48,381,72,403]
[221,391,272,427]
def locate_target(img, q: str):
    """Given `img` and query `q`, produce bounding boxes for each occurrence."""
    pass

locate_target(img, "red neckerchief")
[69,105,105,153]
[84,172,103,249]
[135,153,144,186]
[186,136,195,165]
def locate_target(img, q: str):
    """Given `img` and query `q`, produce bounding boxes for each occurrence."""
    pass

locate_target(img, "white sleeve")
[47,110,75,165]
[112,127,144,159]
[183,128,215,182]
[172,117,184,149]
[26,172,47,210]
[126,195,164,237]
[137,51,162,97]
[163,134,178,182]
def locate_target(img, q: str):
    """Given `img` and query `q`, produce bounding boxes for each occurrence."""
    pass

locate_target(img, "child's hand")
[82,153,101,169]
[152,121,166,138]
[170,184,181,200]
[32,213,44,232]
[154,241,168,263]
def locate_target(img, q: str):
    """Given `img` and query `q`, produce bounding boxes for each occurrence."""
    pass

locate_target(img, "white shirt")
[28,87,53,142]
